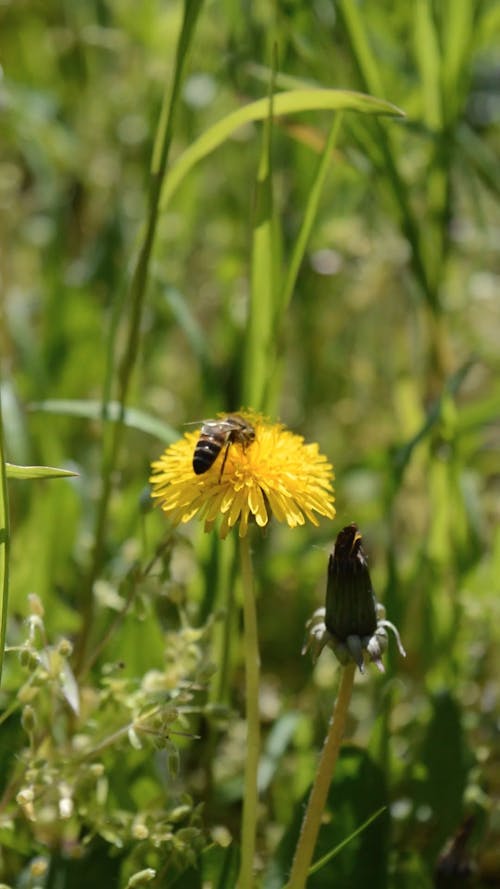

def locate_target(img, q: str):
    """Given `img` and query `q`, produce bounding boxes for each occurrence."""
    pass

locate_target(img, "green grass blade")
[414,0,443,130]
[391,360,475,478]
[6,464,79,480]
[308,806,387,876]
[442,0,476,123]
[162,286,218,391]
[413,0,448,289]
[163,286,211,366]
[151,0,205,179]
[0,392,10,687]
[279,113,343,316]
[243,64,280,412]
[30,399,179,444]
[160,89,404,209]
[337,0,434,305]
[458,124,500,196]
[337,0,385,97]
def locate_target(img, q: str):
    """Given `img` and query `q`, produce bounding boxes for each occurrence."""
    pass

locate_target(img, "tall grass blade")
[337,0,433,306]
[279,113,343,316]
[458,124,500,196]
[308,806,387,876]
[442,0,476,123]
[160,89,404,209]
[414,0,443,130]
[243,61,280,411]
[336,0,384,96]
[31,399,179,444]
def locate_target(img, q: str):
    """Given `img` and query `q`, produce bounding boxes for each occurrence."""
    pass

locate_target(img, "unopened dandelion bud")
[325,524,377,640]
[304,524,405,673]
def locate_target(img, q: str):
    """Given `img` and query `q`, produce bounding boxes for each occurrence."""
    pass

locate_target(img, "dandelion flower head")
[150,412,335,539]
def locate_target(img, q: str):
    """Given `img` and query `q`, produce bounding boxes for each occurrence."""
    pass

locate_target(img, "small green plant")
[1,591,213,884]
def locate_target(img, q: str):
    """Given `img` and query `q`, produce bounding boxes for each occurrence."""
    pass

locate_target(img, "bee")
[192,415,255,480]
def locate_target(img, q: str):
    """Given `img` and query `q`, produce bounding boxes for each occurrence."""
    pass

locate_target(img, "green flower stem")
[237,534,261,889]
[286,662,356,889]
[212,534,237,705]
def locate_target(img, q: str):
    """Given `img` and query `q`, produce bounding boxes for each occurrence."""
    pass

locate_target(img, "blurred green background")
[1,0,499,887]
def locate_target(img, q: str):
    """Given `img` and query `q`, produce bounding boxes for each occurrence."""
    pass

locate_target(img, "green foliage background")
[1,0,499,887]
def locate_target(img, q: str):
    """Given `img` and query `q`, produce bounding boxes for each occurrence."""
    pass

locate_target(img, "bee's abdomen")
[192,437,223,474]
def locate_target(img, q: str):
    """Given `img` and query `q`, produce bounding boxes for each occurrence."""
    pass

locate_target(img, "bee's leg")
[218,442,231,482]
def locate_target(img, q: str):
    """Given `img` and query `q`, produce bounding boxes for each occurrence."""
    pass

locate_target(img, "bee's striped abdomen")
[192,433,225,475]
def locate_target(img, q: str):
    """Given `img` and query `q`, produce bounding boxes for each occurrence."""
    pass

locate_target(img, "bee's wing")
[185,418,235,430]
[184,419,218,428]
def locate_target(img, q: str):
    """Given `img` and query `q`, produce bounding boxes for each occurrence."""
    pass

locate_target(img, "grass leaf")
[6,464,79,480]
[414,0,442,130]
[30,400,179,444]
[243,58,280,412]
[279,113,343,316]
[161,88,404,209]
[309,806,387,876]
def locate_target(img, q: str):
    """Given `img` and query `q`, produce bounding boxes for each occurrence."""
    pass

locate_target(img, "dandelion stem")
[237,535,260,889]
[286,662,356,889]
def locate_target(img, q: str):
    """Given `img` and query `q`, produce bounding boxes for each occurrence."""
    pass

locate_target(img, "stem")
[286,662,356,889]
[237,535,261,889]
[213,534,237,704]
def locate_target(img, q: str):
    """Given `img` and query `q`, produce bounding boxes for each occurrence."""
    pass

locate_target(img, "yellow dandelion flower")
[150,412,335,539]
